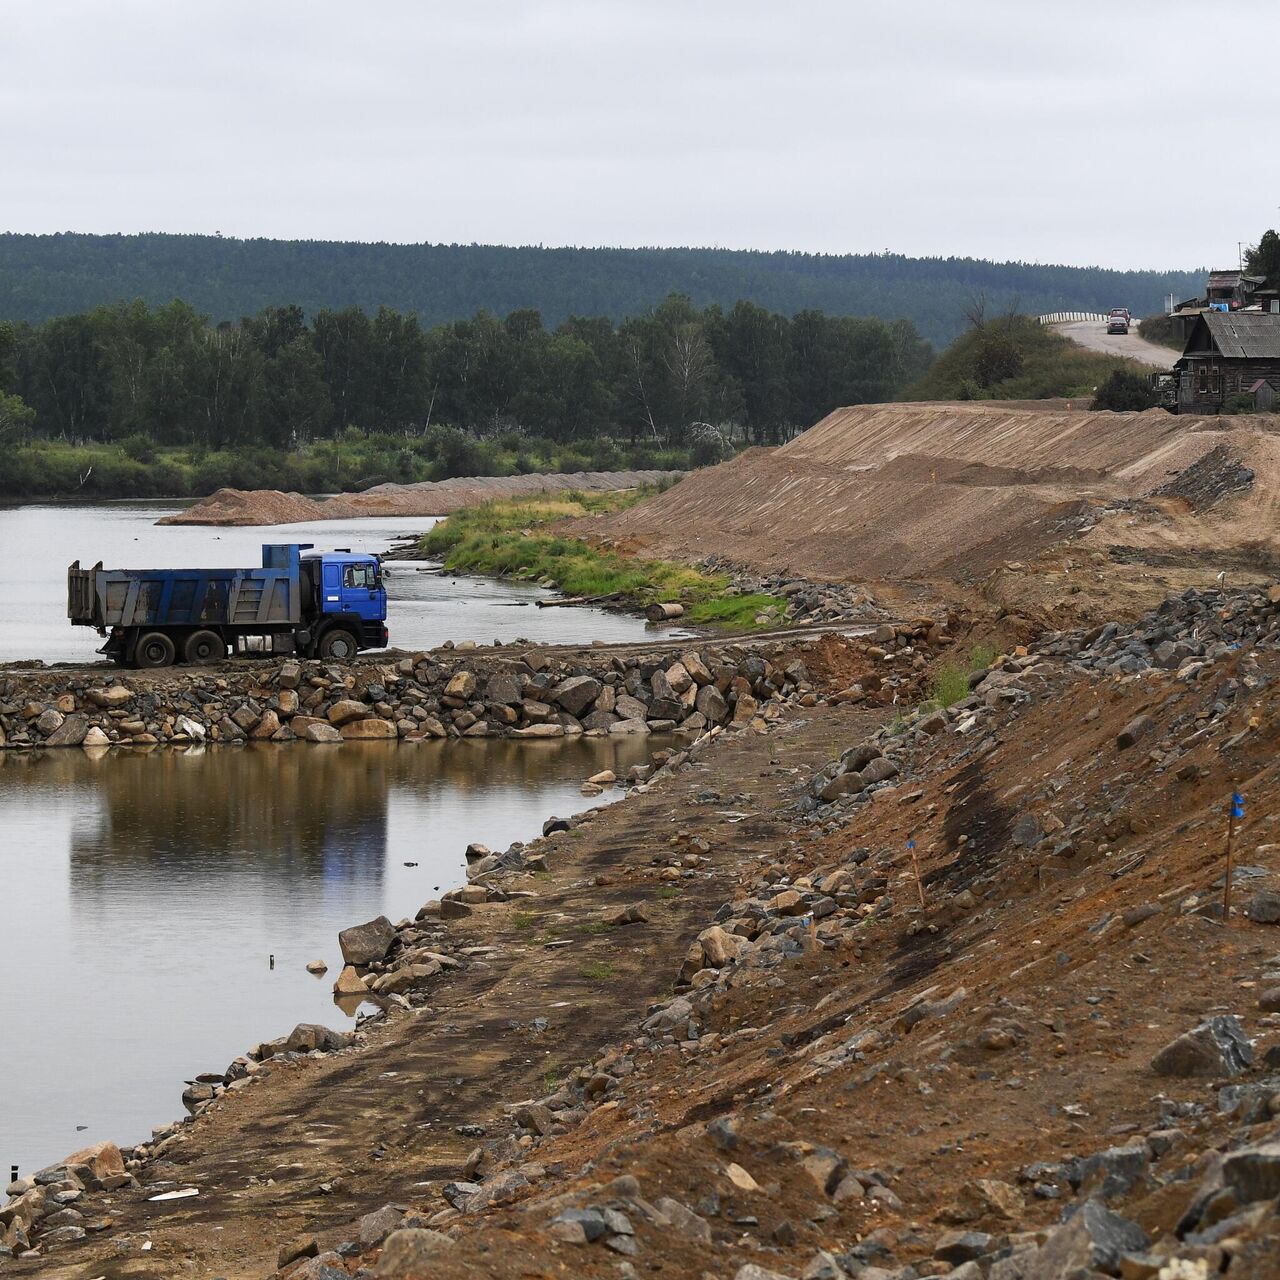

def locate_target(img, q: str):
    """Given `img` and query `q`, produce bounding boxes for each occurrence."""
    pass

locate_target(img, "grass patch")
[422,489,785,629]
[576,920,610,935]
[581,960,616,981]
[925,645,999,709]
[656,885,682,900]
[512,910,538,931]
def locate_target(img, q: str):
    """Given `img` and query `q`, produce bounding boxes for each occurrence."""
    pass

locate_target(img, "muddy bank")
[11,583,1280,1276]
[158,470,684,527]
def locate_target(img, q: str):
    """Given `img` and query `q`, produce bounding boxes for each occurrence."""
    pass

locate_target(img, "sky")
[3,0,1276,271]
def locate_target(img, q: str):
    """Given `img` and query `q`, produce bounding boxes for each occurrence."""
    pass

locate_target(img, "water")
[0,733,663,1176]
[0,501,683,664]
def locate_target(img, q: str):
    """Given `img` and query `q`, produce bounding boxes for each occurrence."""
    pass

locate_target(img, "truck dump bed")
[67,562,302,630]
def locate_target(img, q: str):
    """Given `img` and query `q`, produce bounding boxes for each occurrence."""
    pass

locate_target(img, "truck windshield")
[343,563,377,589]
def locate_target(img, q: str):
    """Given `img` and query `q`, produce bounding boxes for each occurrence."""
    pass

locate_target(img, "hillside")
[0,234,1202,345]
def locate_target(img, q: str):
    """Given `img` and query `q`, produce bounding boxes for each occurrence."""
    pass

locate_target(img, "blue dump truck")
[67,543,389,667]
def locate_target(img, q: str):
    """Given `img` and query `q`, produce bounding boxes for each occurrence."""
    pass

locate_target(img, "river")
[0,501,680,1178]
[0,501,684,665]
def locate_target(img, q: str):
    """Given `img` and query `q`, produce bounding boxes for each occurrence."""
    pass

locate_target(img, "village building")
[1171,310,1280,413]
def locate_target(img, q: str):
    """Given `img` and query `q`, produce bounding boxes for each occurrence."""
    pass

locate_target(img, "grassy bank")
[421,489,784,629]
[0,430,699,502]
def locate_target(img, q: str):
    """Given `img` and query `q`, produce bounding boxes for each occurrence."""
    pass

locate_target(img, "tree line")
[0,234,1205,345]
[0,295,934,455]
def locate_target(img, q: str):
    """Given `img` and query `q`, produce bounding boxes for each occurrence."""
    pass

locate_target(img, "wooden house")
[1172,311,1280,413]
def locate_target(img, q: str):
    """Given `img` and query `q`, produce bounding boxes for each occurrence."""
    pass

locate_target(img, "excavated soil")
[159,471,683,527]
[578,404,1280,626]
[19,625,1280,1280]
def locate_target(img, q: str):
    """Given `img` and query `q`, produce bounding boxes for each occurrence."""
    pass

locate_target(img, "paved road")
[1055,318,1175,369]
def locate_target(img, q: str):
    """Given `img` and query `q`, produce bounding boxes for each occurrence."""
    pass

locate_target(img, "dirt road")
[1055,316,1175,367]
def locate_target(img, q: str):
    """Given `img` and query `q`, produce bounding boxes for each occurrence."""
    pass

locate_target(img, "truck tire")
[318,628,358,662]
[183,629,226,665]
[134,631,176,669]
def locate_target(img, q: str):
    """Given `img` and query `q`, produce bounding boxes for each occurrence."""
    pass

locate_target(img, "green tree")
[1245,229,1280,288]
[1091,369,1157,412]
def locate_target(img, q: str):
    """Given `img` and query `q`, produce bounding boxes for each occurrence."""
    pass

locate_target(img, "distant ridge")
[0,232,1202,344]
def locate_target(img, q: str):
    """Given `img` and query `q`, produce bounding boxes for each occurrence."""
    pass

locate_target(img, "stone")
[941,1178,1023,1223]
[44,713,89,747]
[1220,1139,1280,1204]
[1245,891,1280,924]
[86,685,133,708]
[341,718,396,740]
[734,1268,792,1280]
[697,925,741,967]
[334,965,369,996]
[682,651,713,685]
[608,717,650,736]
[614,693,648,721]
[440,898,473,920]
[305,959,328,975]
[278,1236,319,1268]
[82,726,110,747]
[859,756,899,785]
[285,1023,352,1053]
[373,1228,455,1275]
[338,915,397,966]
[1116,715,1155,749]
[303,722,343,743]
[1028,1199,1148,1276]
[63,1141,124,1187]
[653,1196,712,1243]
[1151,1016,1253,1078]
[278,661,302,689]
[607,903,649,926]
[935,1230,994,1263]
[358,1204,404,1248]
[551,675,602,716]
[554,1208,609,1242]
[1258,986,1280,1013]
[695,685,728,723]
[444,671,477,700]
[249,709,280,739]
[327,699,369,726]
[485,673,523,705]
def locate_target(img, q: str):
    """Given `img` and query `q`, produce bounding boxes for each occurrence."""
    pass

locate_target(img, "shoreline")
[1,623,911,1269]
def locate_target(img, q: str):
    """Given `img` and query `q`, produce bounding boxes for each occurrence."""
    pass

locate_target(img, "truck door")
[322,563,342,615]
[339,560,382,622]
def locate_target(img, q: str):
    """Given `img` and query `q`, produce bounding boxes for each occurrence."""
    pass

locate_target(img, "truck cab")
[300,549,389,660]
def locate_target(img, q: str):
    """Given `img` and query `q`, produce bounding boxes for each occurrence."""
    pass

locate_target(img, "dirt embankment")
[577,402,1280,626]
[13,586,1280,1279]
[159,470,684,527]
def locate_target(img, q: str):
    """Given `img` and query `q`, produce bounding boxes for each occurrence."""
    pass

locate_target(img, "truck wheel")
[318,628,358,662]
[183,629,226,664]
[135,631,176,669]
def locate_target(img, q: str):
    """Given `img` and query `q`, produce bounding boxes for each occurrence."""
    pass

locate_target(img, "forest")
[0,295,932,498]
[0,233,1202,346]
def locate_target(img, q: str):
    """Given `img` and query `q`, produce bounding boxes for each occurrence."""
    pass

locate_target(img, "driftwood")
[535,592,622,609]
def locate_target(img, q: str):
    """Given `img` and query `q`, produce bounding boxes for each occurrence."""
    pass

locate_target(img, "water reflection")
[0,735,661,1177]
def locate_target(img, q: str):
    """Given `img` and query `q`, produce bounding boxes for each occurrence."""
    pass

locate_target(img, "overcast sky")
[4,0,1274,270]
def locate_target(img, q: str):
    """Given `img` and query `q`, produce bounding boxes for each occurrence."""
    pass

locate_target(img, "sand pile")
[160,470,684,526]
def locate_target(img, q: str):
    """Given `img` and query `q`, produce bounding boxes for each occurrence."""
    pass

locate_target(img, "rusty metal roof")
[1203,311,1280,359]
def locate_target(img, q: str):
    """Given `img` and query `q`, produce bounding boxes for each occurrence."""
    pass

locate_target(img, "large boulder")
[338,915,397,966]
[341,718,396,740]
[551,676,602,716]
[44,714,89,747]
[1151,1016,1253,1077]
[303,722,343,743]
[327,699,369,726]
[444,671,476,700]
[86,686,133,709]
[484,673,523,705]
[695,685,728,723]
[374,1228,456,1275]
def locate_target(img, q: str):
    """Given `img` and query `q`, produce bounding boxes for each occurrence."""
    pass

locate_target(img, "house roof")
[1207,270,1265,290]
[1201,311,1280,359]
